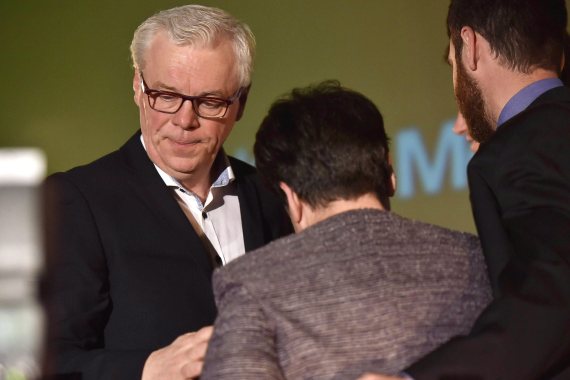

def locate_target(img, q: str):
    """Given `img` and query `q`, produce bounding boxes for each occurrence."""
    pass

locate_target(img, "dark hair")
[253,80,392,209]
[447,0,567,74]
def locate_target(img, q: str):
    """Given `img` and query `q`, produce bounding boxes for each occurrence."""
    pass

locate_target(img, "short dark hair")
[253,80,392,209]
[447,0,567,74]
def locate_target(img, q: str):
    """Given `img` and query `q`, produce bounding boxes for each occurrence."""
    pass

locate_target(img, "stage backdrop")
[3,1,569,233]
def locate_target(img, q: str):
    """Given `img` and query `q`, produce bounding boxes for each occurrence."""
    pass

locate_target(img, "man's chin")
[459,109,495,144]
[468,124,495,144]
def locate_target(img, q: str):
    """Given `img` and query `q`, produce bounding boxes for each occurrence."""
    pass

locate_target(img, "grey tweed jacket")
[202,209,491,380]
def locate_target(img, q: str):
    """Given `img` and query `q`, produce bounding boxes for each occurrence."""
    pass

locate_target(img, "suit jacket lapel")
[119,132,214,272]
[233,166,265,252]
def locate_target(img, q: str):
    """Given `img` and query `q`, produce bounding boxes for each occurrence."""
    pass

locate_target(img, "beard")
[455,60,495,144]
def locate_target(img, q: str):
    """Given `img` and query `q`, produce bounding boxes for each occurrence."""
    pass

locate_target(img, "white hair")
[130,4,256,87]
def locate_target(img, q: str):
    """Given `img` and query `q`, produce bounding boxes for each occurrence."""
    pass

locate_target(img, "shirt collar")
[139,134,235,192]
[210,152,235,188]
[497,78,563,126]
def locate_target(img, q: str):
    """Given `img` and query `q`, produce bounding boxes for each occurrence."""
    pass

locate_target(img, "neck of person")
[301,193,385,230]
[484,66,559,125]
[170,164,215,203]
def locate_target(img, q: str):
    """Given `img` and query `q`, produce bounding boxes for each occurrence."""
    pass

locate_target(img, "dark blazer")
[42,132,292,380]
[407,86,570,379]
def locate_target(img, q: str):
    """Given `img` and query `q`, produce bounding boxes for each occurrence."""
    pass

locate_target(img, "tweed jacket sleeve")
[201,268,286,380]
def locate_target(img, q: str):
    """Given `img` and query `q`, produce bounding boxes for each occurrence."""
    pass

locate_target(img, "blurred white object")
[0,149,46,186]
[0,148,46,380]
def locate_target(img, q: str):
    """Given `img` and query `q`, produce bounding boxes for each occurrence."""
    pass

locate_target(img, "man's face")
[133,32,244,185]
[448,41,495,144]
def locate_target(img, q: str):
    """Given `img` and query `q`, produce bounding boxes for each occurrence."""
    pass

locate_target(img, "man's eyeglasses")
[140,73,243,119]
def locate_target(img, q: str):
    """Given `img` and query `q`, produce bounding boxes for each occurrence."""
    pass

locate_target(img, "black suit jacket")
[42,132,292,379]
[407,86,570,379]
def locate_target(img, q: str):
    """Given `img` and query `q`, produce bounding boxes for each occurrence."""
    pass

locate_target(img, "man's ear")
[460,26,478,71]
[388,164,396,197]
[386,155,396,197]
[133,70,142,106]
[236,84,251,121]
[378,158,395,211]
[279,182,302,227]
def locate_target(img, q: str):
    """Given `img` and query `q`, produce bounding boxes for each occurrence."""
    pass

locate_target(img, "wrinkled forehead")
[143,32,241,90]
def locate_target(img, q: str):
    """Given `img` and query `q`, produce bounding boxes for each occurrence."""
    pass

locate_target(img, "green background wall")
[2,1,569,233]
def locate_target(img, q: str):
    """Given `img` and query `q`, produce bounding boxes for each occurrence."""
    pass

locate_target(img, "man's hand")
[358,374,407,380]
[141,326,213,380]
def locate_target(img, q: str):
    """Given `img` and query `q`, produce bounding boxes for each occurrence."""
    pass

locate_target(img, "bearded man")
[361,0,570,379]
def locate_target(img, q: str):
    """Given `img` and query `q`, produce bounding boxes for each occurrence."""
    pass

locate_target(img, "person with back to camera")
[42,4,292,380]
[200,81,492,380]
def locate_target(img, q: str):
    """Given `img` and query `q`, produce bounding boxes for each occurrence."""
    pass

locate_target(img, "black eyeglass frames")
[140,73,243,119]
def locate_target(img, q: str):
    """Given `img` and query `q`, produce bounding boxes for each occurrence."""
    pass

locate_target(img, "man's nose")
[172,99,200,129]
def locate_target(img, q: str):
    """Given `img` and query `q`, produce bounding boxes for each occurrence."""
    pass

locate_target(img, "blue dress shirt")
[497,78,564,126]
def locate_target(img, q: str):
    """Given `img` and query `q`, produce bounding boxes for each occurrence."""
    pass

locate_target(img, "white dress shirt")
[141,136,245,265]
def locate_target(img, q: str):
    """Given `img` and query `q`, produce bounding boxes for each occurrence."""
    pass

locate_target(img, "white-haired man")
[43,5,291,380]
